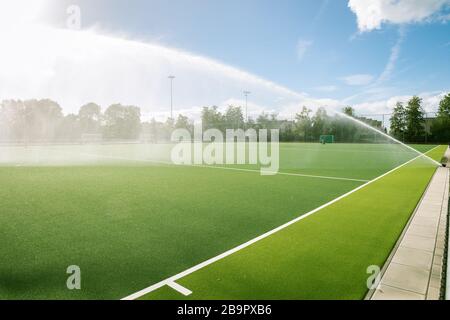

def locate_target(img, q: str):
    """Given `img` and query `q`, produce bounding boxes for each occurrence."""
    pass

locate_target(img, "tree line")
[390,94,450,143]
[0,100,141,142]
[0,93,448,144]
[198,105,384,143]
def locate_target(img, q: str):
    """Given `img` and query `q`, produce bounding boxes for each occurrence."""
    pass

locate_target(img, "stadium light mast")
[168,75,176,120]
[243,91,251,122]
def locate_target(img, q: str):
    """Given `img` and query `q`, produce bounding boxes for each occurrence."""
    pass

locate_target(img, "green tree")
[103,104,141,140]
[29,99,63,141]
[224,106,244,129]
[256,113,278,130]
[431,117,450,143]
[0,100,25,141]
[79,103,101,134]
[201,106,224,131]
[142,118,165,143]
[1,99,63,142]
[390,102,407,141]
[431,93,450,143]
[165,117,175,130]
[405,96,425,143]
[331,117,356,143]
[343,106,356,117]
[295,106,312,142]
[58,114,81,141]
[175,114,191,129]
[175,114,193,136]
[437,93,450,117]
[280,121,296,142]
[311,107,329,140]
[246,117,256,130]
[338,106,359,142]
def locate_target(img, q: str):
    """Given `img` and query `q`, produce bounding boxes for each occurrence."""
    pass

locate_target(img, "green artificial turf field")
[142,146,447,300]
[0,143,444,299]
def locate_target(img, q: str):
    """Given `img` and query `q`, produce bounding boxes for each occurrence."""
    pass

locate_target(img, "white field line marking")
[79,153,369,183]
[282,146,419,155]
[167,282,193,296]
[194,164,369,182]
[121,146,440,300]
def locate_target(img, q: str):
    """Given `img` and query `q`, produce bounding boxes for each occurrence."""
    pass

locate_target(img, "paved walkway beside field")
[371,159,449,300]
[446,147,450,300]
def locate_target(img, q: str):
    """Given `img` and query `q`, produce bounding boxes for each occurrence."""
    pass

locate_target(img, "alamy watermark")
[171,123,279,175]
[66,5,81,30]
[66,265,81,290]
[366,265,381,290]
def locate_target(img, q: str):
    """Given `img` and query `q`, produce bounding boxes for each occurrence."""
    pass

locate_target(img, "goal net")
[320,135,335,144]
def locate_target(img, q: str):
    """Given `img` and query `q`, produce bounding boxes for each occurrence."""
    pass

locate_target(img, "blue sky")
[47,0,450,106]
[1,0,449,119]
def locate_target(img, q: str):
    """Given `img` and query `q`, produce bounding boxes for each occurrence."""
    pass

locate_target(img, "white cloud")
[375,27,406,85]
[0,18,312,117]
[352,91,448,115]
[0,1,348,122]
[0,0,48,27]
[341,74,374,86]
[0,1,446,124]
[439,12,450,21]
[348,0,450,32]
[296,40,313,61]
[343,28,406,103]
[313,85,339,92]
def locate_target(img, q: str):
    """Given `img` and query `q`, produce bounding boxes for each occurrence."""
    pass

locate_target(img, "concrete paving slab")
[407,225,437,239]
[429,274,441,289]
[416,204,443,216]
[381,263,429,295]
[391,247,433,270]
[428,287,440,300]
[372,284,424,300]
[400,234,436,252]
[410,216,439,229]
[371,163,449,301]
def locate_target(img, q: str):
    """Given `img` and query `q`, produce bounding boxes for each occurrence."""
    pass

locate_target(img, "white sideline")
[121,146,440,300]
[80,153,369,183]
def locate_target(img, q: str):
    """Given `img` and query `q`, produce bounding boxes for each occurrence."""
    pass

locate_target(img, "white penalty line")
[121,146,440,300]
[167,281,193,296]
[80,153,369,183]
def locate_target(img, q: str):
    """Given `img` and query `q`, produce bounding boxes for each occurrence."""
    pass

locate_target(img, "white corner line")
[167,281,193,296]
[121,146,440,301]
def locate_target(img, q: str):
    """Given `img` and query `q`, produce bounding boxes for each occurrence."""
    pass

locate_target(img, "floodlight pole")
[243,91,251,123]
[168,76,175,120]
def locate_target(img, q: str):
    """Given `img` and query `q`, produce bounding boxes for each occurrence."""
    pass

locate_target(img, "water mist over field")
[0,1,338,120]
[0,1,439,168]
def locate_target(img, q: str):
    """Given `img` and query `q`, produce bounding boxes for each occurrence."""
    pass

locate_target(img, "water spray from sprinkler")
[336,111,441,167]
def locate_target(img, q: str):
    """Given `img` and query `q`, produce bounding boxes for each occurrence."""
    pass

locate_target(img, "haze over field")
[0,0,449,121]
